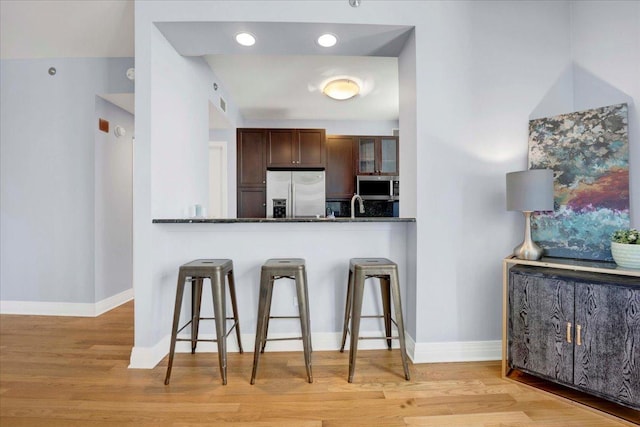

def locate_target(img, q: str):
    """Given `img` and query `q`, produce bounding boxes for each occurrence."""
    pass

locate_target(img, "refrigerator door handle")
[291,182,296,217]
[287,182,291,218]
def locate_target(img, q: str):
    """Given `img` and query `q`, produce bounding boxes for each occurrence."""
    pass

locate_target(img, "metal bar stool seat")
[165,259,243,385]
[339,258,410,382]
[251,258,313,384]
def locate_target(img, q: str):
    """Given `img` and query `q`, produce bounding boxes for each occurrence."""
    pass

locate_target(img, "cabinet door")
[379,137,398,175]
[267,129,295,167]
[358,138,376,174]
[574,282,640,409]
[237,188,266,218]
[237,129,266,186]
[326,136,355,199]
[509,270,574,385]
[297,129,326,167]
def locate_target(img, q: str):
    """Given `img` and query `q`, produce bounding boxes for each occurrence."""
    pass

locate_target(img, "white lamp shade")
[506,169,554,212]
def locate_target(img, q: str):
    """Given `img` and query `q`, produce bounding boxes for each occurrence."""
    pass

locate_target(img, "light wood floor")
[0,301,633,426]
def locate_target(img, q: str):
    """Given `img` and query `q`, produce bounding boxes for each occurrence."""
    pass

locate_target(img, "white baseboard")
[0,288,134,317]
[408,337,501,363]
[128,330,500,369]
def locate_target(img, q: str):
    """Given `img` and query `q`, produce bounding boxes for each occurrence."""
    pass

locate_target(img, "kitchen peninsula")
[153,217,413,223]
[145,216,416,365]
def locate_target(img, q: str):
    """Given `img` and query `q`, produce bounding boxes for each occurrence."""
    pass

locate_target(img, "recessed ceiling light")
[323,78,360,100]
[317,33,337,48]
[235,32,256,47]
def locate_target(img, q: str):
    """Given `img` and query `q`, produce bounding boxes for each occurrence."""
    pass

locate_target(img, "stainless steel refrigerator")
[266,170,326,218]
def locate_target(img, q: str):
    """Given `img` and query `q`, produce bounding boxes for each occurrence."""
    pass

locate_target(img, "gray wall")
[1,57,133,303]
[94,97,133,301]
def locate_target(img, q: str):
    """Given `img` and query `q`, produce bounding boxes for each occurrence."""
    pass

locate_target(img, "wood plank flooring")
[0,301,633,426]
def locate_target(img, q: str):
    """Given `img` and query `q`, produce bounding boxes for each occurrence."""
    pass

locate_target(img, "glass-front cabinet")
[357,136,398,175]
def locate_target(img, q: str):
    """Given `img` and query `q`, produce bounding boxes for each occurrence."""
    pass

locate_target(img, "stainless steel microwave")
[356,175,399,201]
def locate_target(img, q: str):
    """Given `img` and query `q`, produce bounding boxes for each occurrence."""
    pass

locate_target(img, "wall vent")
[219,97,227,113]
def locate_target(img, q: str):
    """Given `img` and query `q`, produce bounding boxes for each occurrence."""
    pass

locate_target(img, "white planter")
[610,241,640,269]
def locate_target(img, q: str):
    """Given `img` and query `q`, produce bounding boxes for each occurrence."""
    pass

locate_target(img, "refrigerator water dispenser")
[273,199,287,218]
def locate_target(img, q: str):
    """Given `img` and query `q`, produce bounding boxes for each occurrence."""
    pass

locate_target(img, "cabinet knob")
[262,181,266,184]
[262,203,266,207]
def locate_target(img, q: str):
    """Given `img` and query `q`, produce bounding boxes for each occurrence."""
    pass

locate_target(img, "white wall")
[413,1,572,343]
[570,1,640,227]
[94,97,134,301]
[150,26,211,218]
[1,57,133,308]
[132,1,639,366]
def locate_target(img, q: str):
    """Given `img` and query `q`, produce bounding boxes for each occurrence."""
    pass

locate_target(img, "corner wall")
[1,57,134,314]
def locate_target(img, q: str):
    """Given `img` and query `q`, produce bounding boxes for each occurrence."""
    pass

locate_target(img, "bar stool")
[164,259,243,385]
[339,258,410,382]
[251,258,313,384]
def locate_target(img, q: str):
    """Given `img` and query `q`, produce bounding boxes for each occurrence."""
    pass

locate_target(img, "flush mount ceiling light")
[235,32,256,47]
[322,78,360,100]
[317,33,337,47]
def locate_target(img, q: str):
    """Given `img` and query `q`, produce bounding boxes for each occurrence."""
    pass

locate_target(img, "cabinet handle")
[566,322,572,343]
[576,324,582,346]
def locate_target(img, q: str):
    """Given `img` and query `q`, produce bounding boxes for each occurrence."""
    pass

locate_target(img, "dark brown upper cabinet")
[326,135,356,200]
[267,129,326,168]
[237,129,266,187]
[357,136,399,176]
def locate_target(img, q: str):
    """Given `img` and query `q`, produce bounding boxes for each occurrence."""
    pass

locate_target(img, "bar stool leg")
[251,268,271,384]
[191,278,204,354]
[296,268,313,383]
[348,269,366,383]
[226,269,243,353]
[211,270,228,385]
[379,277,392,350]
[165,270,187,385]
[390,270,410,380]
[340,269,354,352]
[260,276,275,353]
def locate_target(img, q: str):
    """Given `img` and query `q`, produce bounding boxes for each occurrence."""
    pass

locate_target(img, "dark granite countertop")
[153,217,415,224]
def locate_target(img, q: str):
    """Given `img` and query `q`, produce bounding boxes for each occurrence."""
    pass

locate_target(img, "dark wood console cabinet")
[503,257,640,422]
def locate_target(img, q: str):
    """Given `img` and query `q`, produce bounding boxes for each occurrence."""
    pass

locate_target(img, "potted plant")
[610,228,640,269]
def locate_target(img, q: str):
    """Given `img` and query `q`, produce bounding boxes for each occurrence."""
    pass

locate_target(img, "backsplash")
[326,200,398,218]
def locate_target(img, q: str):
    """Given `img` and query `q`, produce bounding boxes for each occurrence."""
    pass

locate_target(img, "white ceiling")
[1,1,411,123]
[0,1,135,59]
[205,54,398,121]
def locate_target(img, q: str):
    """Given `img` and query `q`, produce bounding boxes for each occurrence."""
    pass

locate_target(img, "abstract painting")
[528,103,629,261]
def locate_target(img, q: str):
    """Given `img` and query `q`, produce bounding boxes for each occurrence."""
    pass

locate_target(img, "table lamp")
[506,169,554,260]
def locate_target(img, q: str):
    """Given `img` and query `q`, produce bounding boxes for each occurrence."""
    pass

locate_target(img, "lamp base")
[513,240,544,260]
[513,211,544,260]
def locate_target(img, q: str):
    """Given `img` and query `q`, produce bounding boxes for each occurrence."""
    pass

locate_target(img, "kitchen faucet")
[350,194,364,219]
